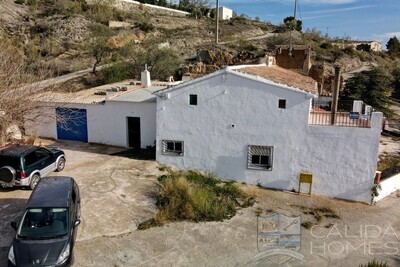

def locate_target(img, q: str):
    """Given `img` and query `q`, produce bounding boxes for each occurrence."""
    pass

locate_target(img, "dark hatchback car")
[8,176,81,267]
[0,145,66,189]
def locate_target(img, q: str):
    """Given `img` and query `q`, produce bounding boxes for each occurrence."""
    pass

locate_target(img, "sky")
[205,0,400,47]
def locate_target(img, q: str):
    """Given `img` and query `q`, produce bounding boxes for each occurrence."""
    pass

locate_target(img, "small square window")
[247,145,273,170]
[189,94,197,105]
[162,140,184,156]
[279,99,286,109]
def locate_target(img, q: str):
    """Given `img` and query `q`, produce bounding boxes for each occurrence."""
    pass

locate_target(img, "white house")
[26,79,169,149]
[154,64,382,203]
[218,7,233,20]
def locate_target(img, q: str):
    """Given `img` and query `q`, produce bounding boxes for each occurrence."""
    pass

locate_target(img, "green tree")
[340,68,393,116]
[130,39,181,81]
[283,16,302,32]
[85,24,115,75]
[386,36,400,57]
[392,67,400,100]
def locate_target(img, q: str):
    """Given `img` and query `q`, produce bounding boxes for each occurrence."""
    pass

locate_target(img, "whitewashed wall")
[156,70,382,203]
[375,173,400,202]
[27,101,156,148]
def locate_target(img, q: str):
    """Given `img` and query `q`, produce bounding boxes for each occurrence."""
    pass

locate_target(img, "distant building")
[218,7,233,20]
[274,45,312,74]
[332,40,382,52]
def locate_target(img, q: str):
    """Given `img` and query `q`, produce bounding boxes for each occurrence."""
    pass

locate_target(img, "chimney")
[141,64,151,88]
[331,66,341,125]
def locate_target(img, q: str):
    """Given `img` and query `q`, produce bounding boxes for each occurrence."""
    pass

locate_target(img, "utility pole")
[215,0,219,44]
[288,0,297,56]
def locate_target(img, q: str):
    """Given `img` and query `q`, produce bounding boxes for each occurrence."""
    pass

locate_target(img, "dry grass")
[138,170,254,230]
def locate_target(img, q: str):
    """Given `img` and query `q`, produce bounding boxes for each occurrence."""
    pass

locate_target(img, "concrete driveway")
[0,140,400,267]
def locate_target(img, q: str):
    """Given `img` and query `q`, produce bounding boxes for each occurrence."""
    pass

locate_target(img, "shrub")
[359,259,389,267]
[138,21,154,32]
[138,170,254,229]
[100,62,131,84]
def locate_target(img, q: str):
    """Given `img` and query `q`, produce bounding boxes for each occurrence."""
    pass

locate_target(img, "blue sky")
[206,0,400,47]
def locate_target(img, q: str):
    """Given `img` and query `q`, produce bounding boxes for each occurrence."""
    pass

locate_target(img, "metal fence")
[309,99,372,128]
[309,111,371,128]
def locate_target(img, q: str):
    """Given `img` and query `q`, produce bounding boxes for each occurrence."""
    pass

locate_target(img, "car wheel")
[29,174,40,190]
[56,157,66,172]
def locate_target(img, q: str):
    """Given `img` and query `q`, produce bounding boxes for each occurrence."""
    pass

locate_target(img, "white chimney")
[141,64,151,88]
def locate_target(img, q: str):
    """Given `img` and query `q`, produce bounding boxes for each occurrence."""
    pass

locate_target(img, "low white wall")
[121,0,189,15]
[375,173,400,201]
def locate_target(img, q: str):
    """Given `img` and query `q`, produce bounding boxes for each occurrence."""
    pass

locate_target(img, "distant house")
[218,7,233,20]
[332,40,382,52]
[275,45,312,73]
[154,63,382,203]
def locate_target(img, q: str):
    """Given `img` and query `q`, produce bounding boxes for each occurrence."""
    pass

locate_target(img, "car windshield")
[18,208,68,239]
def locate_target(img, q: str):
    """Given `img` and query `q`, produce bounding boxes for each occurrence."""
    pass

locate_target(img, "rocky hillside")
[0,0,394,88]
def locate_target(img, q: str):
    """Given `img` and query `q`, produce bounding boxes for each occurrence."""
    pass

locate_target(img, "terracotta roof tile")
[236,65,318,95]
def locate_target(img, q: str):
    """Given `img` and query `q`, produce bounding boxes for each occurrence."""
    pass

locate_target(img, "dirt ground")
[0,138,400,267]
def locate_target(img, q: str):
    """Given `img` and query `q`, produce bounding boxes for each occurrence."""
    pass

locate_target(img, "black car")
[0,145,66,189]
[8,176,81,267]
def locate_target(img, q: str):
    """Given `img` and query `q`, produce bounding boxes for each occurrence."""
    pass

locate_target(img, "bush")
[138,170,254,229]
[138,21,154,32]
[359,259,389,267]
[100,62,131,84]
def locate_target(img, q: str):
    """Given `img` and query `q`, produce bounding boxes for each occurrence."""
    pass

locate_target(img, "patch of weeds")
[301,220,314,229]
[396,190,400,198]
[314,212,323,222]
[111,146,155,160]
[265,208,275,214]
[256,182,262,188]
[137,218,163,230]
[255,207,263,216]
[294,205,340,226]
[157,165,170,172]
[325,223,334,228]
[378,155,400,179]
[359,259,389,267]
[139,170,254,229]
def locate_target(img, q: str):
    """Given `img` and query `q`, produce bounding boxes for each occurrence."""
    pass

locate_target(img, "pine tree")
[387,36,400,57]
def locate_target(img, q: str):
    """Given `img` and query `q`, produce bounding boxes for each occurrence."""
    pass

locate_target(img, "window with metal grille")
[162,140,184,156]
[189,94,197,105]
[247,145,273,170]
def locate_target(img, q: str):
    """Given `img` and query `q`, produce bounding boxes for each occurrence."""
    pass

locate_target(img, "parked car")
[8,176,81,267]
[0,144,65,189]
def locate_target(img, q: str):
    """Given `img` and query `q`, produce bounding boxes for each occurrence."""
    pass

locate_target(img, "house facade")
[26,81,167,149]
[154,65,382,203]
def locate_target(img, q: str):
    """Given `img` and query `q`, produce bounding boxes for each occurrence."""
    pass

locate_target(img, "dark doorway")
[127,117,141,148]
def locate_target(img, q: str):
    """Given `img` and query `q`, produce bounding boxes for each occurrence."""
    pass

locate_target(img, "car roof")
[0,145,37,157]
[26,176,75,208]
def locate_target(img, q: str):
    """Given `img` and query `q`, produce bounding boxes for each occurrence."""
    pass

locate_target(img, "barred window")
[162,140,184,156]
[247,145,273,170]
